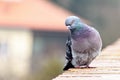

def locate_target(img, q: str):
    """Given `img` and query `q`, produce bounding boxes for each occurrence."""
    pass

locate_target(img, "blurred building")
[0,0,89,79]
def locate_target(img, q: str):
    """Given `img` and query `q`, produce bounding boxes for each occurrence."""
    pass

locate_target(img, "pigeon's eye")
[66,24,70,26]
[67,24,71,26]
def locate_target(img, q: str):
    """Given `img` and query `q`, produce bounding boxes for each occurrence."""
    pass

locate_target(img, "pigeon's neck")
[70,24,90,40]
[70,22,84,33]
[70,23,83,33]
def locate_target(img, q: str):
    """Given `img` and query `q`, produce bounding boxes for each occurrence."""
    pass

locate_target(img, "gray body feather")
[71,25,102,67]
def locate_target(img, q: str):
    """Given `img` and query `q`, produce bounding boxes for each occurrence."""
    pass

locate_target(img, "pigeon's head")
[65,16,81,30]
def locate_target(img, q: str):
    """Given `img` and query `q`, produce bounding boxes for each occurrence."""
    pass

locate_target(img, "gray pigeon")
[63,16,102,70]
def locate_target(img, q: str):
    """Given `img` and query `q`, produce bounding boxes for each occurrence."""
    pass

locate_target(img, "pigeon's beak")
[65,23,72,30]
[67,26,72,30]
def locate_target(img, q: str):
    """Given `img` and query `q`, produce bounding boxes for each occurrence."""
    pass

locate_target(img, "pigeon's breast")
[71,27,102,53]
[72,38,91,53]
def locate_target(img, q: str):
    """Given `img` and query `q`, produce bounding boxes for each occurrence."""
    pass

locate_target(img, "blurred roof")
[0,0,89,32]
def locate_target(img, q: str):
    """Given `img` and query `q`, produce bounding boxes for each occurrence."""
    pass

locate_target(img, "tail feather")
[63,61,74,71]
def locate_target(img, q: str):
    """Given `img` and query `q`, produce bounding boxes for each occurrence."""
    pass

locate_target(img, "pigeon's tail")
[63,61,74,71]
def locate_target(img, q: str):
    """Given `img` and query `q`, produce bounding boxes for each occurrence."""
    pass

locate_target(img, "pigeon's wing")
[63,35,74,71]
[65,35,73,61]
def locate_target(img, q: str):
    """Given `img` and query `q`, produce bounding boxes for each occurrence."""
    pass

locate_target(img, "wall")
[0,28,33,79]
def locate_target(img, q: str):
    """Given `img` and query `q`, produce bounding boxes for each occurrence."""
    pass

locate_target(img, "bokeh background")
[0,0,120,80]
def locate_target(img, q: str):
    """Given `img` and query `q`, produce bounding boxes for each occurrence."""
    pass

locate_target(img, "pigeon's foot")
[74,66,96,69]
[75,66,81,69]
[85,65,96,68]
[74,66,87,69]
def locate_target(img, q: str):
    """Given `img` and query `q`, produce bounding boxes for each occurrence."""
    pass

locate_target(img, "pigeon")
[63,16,102,71]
